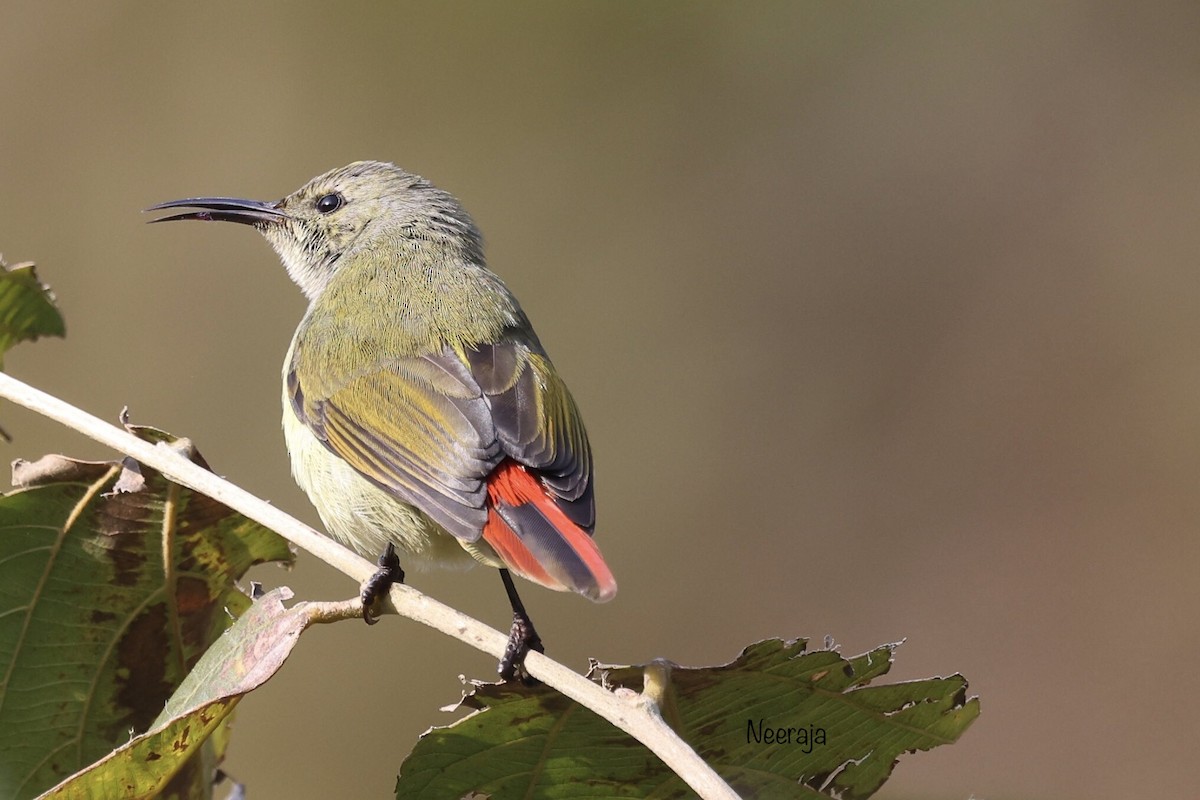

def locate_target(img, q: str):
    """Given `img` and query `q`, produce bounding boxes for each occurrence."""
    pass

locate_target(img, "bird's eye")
[315,193,344,214]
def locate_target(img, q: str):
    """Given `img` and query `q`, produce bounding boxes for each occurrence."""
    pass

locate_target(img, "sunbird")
[150,161,616,680]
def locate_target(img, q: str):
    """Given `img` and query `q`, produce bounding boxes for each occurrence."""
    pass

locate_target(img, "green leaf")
[0,258,65,369]
[0,426,293,799]
[397,638,979,799]
[38,588,316,800]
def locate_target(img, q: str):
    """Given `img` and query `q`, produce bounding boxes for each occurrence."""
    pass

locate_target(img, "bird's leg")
[361,542,404,624]
[498,569,544,684]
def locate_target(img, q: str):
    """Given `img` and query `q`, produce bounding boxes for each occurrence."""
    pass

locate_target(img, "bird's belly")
[281,403,478,571]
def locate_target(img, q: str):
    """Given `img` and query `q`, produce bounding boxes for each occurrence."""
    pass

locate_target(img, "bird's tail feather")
[481,461,616,602]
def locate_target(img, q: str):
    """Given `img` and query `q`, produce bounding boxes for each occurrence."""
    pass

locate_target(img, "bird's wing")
[287,340,594,542]
[464,342,594,532]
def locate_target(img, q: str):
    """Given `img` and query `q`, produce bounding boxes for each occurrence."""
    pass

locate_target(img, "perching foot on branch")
[498,568,544,683]
[361,542,404,624]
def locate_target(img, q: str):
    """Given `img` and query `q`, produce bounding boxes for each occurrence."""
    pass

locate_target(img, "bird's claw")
[361,542,404,624]
[498,611,544,684]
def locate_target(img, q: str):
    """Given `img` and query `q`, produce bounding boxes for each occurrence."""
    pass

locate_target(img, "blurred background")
[2,3,1198,798]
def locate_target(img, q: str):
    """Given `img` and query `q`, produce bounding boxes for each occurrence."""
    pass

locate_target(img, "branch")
[0,371,740,800]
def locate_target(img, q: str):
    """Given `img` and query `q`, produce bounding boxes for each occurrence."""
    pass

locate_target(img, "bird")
[149,160,616,680]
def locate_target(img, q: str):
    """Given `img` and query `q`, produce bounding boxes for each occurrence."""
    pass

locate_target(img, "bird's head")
[149,160,482,301]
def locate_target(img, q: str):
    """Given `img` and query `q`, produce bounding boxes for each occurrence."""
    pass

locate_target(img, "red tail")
[480,461,616,602]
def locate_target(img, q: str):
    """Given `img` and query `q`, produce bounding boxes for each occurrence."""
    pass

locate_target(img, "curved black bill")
[146,197,286,226]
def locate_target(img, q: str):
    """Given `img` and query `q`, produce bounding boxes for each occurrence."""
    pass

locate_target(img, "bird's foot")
[361,542,404,624]
[498,610,544,684]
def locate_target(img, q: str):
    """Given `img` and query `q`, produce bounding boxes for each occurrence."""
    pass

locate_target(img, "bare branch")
[0,371,739,800]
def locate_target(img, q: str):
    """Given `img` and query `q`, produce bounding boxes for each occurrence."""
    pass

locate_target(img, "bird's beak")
[145,197,287,226]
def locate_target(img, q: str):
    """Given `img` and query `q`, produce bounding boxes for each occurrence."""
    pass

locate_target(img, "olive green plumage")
[151,161,602,594]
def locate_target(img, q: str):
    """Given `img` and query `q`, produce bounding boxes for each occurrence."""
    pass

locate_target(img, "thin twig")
[0,371,740,800]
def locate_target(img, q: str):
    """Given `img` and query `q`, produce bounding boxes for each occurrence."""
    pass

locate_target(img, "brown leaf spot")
[115,602,174,733]
[106,543,146,587]
[95,489,155,586]
[177,578,221,669]
[174,576,215,615]
[90,609,117,625]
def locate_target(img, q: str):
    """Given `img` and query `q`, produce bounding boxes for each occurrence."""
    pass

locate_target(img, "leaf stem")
[0,371,741,800]
[161,480,187,677]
